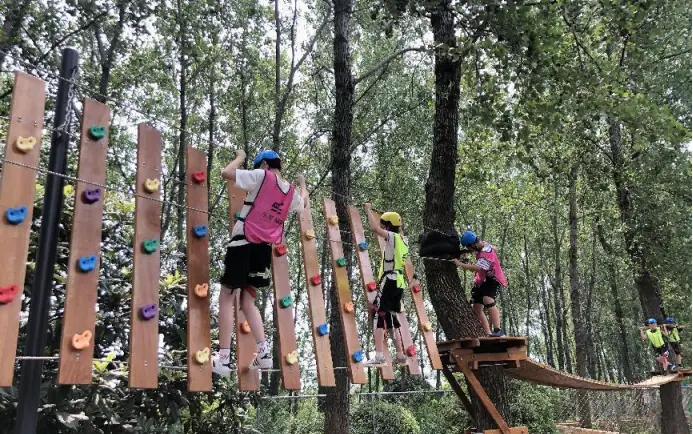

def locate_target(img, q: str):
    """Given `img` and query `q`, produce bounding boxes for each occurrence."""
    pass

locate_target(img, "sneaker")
[249,352,273,370]
[392,354,407,365]
[668,363,678,373]
[364,355,387,368]
[490,328,506,337]
[212,354,233,377]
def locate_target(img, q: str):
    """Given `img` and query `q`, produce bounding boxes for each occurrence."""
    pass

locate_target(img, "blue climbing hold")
[5,206,27,225]
[193,225,208,238]
[352,350,364,363]
[317,323,329,336]
[358,241,368,251]
[78,255,98,273]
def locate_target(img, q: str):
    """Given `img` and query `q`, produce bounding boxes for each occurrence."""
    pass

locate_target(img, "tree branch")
[35,12,109,65]
[354,46,426,85]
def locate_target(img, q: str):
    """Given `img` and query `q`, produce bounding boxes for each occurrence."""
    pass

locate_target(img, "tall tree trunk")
[585,228,599,380]
[538,245,555,367]
[607,119,688,433]
[206,73,215,205]
[175,4,187,245]
[568,165,592,428]
[522,235,531,356]
[324,1,354,432]
[423,2,510,429]
[551,197,566,372]
[272,0,281,151]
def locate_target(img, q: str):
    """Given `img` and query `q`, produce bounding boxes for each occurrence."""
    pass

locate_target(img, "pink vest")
[243,170,293,244]
[474,245,508,287]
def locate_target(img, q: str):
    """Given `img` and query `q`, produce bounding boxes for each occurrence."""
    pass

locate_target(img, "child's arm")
[452,258,482,272]
[661,326,669,336]
[639,328,647,341]
[364,203,388,239]
[296,174,309,208]
[221,150,247,182]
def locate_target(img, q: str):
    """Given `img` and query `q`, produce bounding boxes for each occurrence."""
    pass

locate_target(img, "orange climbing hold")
[343,302,354,313]
[71,330,92,350]
[194,283,208,298]
[240,320,251,334]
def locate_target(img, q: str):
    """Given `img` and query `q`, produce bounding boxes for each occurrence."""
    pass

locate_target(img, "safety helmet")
[253,149,280,168]
[667,317,676,324]
[460,231,478,247]
[647,318,657,324]
[380,212,402,227]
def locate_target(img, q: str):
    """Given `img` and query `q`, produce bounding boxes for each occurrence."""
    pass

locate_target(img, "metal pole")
[14,47,79,434]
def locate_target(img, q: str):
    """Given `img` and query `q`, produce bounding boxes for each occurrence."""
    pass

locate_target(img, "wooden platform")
[438,337,528,370]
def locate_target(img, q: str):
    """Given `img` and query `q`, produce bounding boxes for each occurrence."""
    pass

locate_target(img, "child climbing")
[212,149,307,376]
[664,317,684,367]
[363,203,408,367]
[639,318,676,373]
[452,231,507,337]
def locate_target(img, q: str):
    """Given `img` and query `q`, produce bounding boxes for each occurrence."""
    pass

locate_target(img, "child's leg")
[239,287,265,344]
[218,285,236,349]
[389,313,404,356]
[473,303,491,334]
[483,296,501,330]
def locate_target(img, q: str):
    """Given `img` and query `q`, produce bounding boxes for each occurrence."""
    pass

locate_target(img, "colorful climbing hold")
[195,347,210,364]
[5,206,27,225]
[304,229,316,240]
[234,211,242,220]
[140,303,157,320]
[422,322,433,332]
[310,275,322,286]
[193,225,208,238]
[72,330,92,350]
[406,345,416,357]
[191,170,206,184]
[285,350,299,365]
[240,321,251,334]
[274,244,288,256]
[366,281,377,292]
[194,283,209,298]
[352,350,364,363]
[412,283,421,294]
[336,257,347,267]
[82,188,102,204]
[88,125,107,140]
[77,255,98,273]
[317,323,329,336]
[343,302,354,313]
[358,241,368,251]
[143,178,160,193]
[328,216,339,226]
[280,295,293,308]
[0,284,19,304]
[142,238,159,254]
[14,136,36,153]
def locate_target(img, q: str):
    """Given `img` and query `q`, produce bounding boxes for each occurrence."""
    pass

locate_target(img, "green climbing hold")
[142,238,159,254]
[336,257,347,267]
[89,125,106,140]
[280,295,293,308]
[234,211,242,219]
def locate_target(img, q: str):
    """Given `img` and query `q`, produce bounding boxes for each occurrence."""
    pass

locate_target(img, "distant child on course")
[664,317,684,367]
[212,149,307,375]
[639,318,677,373]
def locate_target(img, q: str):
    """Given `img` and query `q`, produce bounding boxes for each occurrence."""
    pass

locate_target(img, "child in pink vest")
[453,231,507,337]
[213,149,308,375]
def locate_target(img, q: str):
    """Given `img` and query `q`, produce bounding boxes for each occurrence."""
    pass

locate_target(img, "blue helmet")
[460,231,478,247]
[253,150,280,168]
[647,318,657,324]
[667,317,676,324]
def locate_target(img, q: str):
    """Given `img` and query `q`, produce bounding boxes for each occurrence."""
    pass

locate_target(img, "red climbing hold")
[406,345,416,357]
[0,284,19,304]
[310,275,322,286]
[412,283,421,293]
[192,171,206,183]
[274,244,288,256]
[366,281,377,291]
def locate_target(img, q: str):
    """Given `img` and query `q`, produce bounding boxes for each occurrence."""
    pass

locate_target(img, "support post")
[15,47,79,434]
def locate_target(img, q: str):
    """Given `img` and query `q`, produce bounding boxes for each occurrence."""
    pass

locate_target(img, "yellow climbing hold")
[143,178,160,193]
[15,136,36,153]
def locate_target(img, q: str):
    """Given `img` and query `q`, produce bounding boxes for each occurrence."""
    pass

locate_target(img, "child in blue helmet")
[212,149,308,375]
[639,318,676,373]
[664,317,684,366]
[452,231,507,337]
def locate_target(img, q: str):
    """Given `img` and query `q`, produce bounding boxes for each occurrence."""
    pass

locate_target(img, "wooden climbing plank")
[347,205,394,380]
[227,180,260,391]
[297,198,335,387]
[185,147,212,392]
[452,352,510,433]
[400,225,443,371]
[322,198,366,384]
[128,124,162,389]
[484,428,528,434]
[371,210,420,375]
[0,72,46,387]
[271,238,301,390]
[58,98,110,385]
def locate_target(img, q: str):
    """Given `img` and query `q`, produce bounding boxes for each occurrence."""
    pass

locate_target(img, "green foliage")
[351,399,420,434]
[413,394,470,434]
[507,381,562,433]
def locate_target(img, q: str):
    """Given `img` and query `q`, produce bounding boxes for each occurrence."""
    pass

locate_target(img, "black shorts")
[220,243,272,293]
[652,345,668,356]
[670,342,682,355]
[374,279,403,329]
[471,279,500,305]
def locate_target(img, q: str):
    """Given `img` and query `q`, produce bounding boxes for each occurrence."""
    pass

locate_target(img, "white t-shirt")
[382,231,408,280]
[229,169,304,247]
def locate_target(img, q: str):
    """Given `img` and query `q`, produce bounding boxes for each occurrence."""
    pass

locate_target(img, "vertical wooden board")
[58,98,110,385]
[297,198,335,387]
[0,72,46,387]
[186,147,212,392]
[227,181,260,391]
[347,206,394,380]
[402,246,443,370]
[371,211,421,375]
[128,124,162,389]
[271,240,300,390]
[323,198,366,384]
